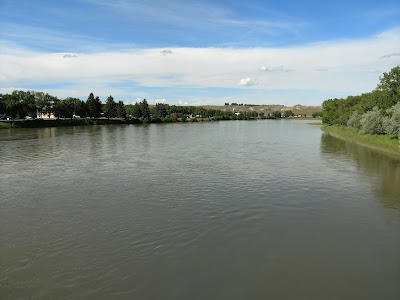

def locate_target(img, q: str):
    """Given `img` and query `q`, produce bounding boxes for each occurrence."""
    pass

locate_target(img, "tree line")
[0,91,305,122]
[0,91,127,120]
[322,66,400,135]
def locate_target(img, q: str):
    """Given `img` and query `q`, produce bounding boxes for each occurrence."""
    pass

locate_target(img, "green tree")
[35,92,52,118]
[63,97,84,118]
[5,91,25,118]
[132,102,142,118]
[154,103,168,118]
[272,111,282,119]
[116,101,127,119]
[87,93,102,118]
[86,93,96,118]
[104,95,117,118]
[140,99,151,119]
[377,66,400,105]
[283,110,294,118]
[312,111,323,118]
[52,98,63,119]
[20,91,37,117]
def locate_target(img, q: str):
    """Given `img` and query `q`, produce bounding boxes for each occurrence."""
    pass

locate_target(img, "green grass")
[0,122,15,129]
[322,125,400,158]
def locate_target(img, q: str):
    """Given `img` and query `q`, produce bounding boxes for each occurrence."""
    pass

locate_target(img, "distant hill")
[202,104,322,116]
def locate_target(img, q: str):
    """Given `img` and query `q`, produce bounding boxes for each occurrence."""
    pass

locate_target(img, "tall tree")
[86,93,96,118]
[154,103,168,118]
[104,95,117,118]
[52,98,63,119]
[132,102,142,119]
[116,101,127,119]
[140,99,151,119]
[21,91,36,117]
[35,92,52,118]
[377,66,400,106]
[86,93,102,118]
[94,96,103,118]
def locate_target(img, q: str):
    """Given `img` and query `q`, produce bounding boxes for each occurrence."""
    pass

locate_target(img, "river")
[1,120,399,299]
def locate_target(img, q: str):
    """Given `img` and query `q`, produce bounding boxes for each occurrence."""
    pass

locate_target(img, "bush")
[382,102,400,134]
[360,107,385,134]
[347,111,361,129]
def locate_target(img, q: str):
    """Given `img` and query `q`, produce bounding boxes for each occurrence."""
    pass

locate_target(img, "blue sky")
[1,0,399,105]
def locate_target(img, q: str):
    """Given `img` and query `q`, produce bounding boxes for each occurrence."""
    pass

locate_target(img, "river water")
[1,120,399,299]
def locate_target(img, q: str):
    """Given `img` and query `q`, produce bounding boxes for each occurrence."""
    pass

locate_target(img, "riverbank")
[322,125,400,158]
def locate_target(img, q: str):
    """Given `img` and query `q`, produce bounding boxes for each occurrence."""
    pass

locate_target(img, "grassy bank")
[322,125,400,158]
[0,122,16,129]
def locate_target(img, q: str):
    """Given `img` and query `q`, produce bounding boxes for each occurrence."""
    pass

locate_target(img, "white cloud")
[1,28,400,104]
[239,77,257,86]
[147,98,167,104]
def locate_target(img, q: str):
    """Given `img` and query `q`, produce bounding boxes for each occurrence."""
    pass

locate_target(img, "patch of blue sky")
[1,0,399,50]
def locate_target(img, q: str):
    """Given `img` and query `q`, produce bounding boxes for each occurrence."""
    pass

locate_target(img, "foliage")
[116,101,127,119]
[382,102,400,134]
[104,95,117,118]
[347,111,361,129]
[312,111,323,118]
[359,107,385,134]
[284,110,295,117]
[87,93,102,118]
[377,65,400,105]
[322,66,400,131]
[271,111,282,119]
[140,99,151,119]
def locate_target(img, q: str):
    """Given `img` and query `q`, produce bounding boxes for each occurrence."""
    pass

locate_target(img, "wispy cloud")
[260,65,292,72]
[379,52,400,59]
[86,0,305,38]
[63,54,78,58]
[160,49,173,56]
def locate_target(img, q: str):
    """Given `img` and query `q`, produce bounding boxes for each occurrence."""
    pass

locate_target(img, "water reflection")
[320,133,400,209]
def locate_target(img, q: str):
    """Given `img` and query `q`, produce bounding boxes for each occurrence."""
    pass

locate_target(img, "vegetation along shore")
[321,66,400,158]
[0,91,322,129]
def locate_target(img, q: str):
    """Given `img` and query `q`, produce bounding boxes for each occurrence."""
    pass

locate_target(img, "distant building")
[37,112,56,119]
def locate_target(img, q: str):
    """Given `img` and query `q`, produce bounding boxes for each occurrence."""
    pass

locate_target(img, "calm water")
[1,120,399,300]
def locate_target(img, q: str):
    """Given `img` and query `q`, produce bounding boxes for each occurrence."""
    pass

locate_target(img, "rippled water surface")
[1,120,400,299]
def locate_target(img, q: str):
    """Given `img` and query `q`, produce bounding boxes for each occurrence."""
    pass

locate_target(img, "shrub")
[347,111,361,129]
[360,106,385,134]
[382,102,400,134]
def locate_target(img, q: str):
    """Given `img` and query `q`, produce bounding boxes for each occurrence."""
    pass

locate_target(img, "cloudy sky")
[1,0,399,105]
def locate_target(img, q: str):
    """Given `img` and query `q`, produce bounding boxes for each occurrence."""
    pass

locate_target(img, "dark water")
[1,120,399,300]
